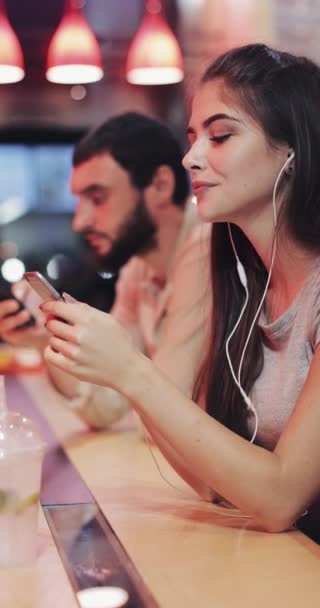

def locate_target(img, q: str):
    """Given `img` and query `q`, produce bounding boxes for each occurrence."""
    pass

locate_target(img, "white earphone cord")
[227,152,295,443]
[143,152,295,506]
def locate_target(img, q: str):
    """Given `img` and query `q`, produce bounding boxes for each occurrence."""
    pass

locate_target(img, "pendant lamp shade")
[0,1,24,84]
[126,7,184,85]
[46,7,104,85]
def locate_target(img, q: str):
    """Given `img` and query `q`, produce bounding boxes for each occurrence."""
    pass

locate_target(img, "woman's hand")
[41,299,139,391]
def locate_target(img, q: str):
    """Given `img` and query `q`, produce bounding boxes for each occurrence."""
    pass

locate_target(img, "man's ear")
[146,165,175,209]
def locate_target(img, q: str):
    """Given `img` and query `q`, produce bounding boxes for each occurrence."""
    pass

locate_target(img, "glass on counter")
[0,376,45,567]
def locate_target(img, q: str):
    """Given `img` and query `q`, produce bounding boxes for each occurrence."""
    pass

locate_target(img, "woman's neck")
[265,246,318,320]
[237,217,318,320]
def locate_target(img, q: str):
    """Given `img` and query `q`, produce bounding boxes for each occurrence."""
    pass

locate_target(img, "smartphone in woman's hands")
[23,272,63,302]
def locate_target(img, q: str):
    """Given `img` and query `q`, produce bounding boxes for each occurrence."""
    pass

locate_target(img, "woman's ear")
[146,165,175,209]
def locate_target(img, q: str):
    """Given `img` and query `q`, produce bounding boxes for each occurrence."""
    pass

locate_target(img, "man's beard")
[91,197,157,274]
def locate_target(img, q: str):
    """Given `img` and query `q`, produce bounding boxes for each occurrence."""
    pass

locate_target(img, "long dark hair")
[194,44,320,440]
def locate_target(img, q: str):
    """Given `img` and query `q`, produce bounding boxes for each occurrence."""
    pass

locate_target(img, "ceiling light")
[126,0,184,85]
[0,0,25,84]
[46,0,104,85]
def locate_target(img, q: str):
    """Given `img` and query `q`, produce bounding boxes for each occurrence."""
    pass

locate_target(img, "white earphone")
[144,149,296,500]
[226,149,295,443]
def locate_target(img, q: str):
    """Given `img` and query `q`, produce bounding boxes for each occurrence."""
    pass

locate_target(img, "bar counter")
[5,372,320,607]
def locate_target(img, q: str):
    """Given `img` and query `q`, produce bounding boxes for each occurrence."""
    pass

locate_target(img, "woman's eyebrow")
[203,113,241,128]
[186,113,241,135]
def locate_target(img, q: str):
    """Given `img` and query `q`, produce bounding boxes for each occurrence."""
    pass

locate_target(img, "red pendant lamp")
[46,0,104,85]
[126,0,184,85]
[0,0,24,84]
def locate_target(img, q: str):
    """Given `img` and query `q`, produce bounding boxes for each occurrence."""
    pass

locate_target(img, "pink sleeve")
[111,257,144,324]
[153,224,212,397]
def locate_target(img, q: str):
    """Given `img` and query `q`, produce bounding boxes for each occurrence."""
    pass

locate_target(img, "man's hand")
[0,282,48,351]
[0,298,32,334]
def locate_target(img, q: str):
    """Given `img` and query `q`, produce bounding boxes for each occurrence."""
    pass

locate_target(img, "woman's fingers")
[62,292,78,303]
[45,317,79,343]
[43,303,138,389]
[44,345,78,374]
[40,300,85,324]
[48,336,79,360]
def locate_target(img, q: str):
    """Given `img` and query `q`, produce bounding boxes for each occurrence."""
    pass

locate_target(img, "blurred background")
[0,0,318,310]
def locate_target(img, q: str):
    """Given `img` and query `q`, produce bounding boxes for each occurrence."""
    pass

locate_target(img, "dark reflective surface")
[41,445,94,506]
[44,503,159,608]
[7,378,158,606]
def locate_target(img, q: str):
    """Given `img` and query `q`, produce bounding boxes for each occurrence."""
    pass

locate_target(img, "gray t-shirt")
[249,259,320,450]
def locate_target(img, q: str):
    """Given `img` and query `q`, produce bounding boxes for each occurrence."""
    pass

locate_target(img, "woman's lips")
[192,182,217,196]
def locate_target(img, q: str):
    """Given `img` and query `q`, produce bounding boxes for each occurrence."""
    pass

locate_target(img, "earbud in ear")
[285,149,295,175]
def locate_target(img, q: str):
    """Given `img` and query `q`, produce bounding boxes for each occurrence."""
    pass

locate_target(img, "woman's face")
[183,80,290,229]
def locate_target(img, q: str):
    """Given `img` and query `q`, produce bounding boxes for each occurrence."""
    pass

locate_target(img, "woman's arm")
[138,411,216,501]
[122,350,320,532]
[42,301,320,532]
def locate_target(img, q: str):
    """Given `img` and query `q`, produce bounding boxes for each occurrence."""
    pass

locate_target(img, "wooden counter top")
[12,374,320,607]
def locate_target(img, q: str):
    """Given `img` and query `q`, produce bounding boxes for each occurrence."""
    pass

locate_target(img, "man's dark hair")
[73,112,189,207]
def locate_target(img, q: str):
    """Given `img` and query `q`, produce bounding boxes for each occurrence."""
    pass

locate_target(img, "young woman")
[42,44,320,537]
